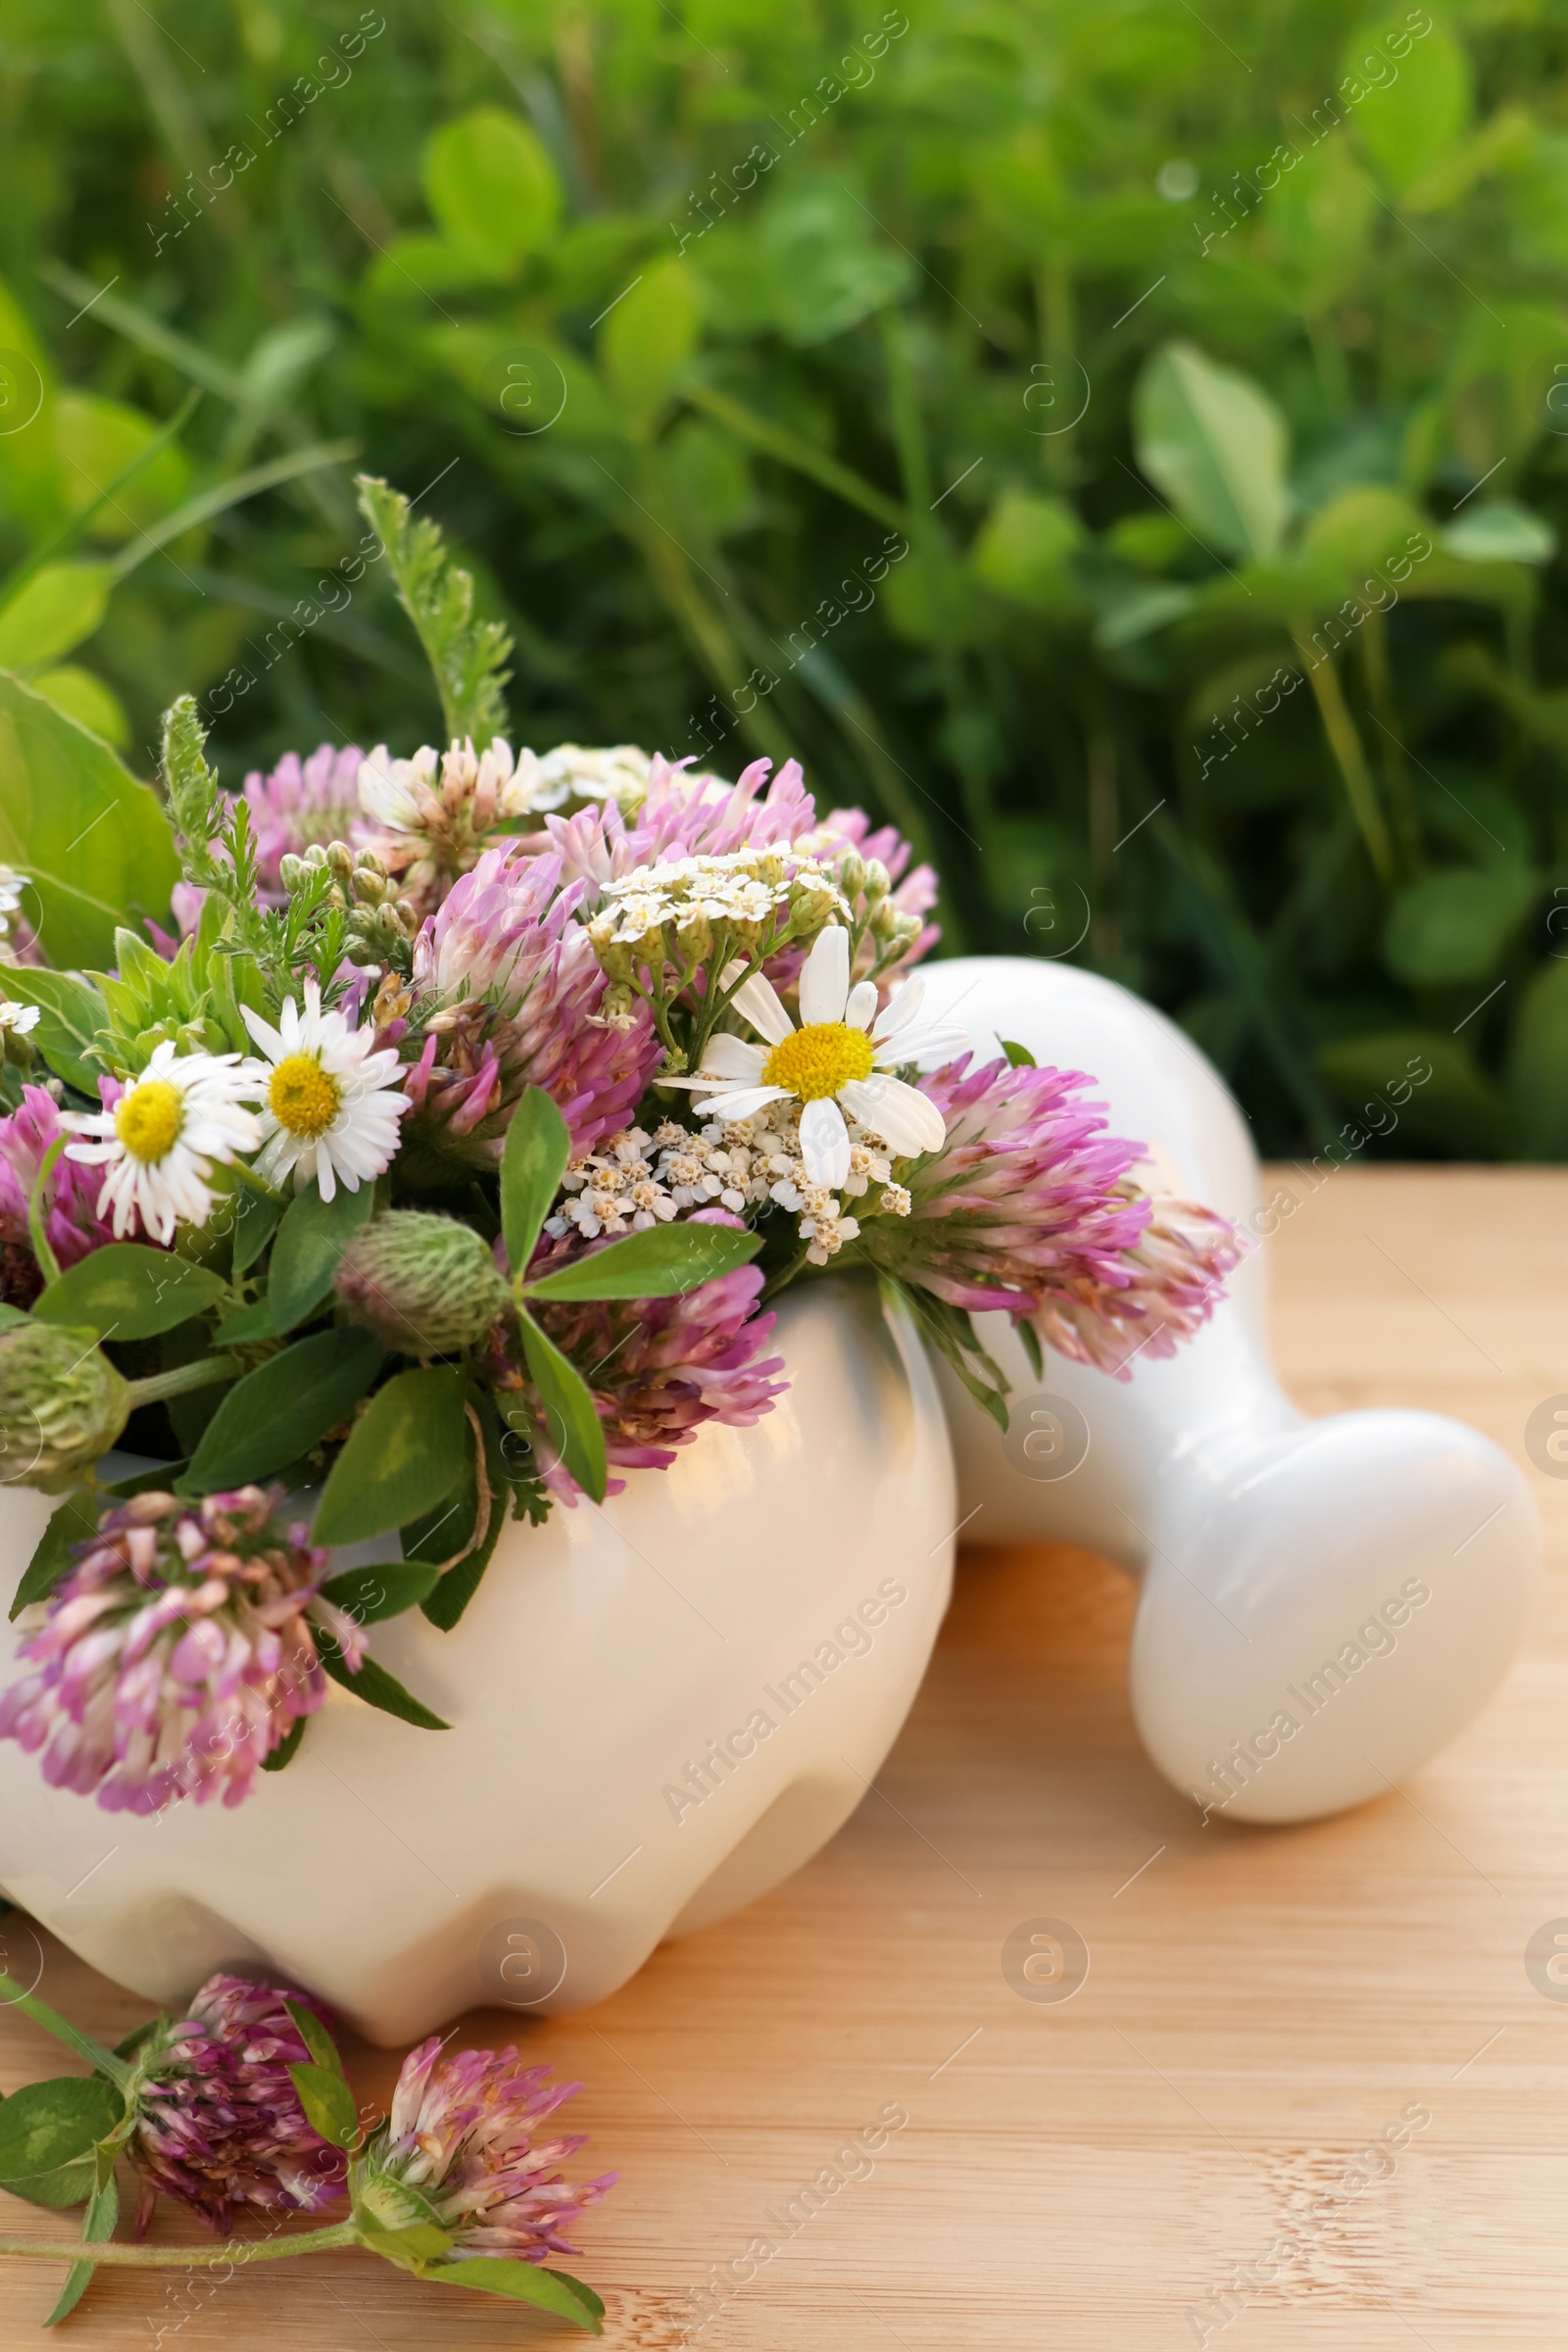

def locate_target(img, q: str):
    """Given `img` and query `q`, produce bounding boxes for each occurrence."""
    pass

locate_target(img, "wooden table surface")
[3,1166,1567,2349]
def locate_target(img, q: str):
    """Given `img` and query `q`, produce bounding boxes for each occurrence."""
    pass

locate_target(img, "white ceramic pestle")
[916,956,1539,1824]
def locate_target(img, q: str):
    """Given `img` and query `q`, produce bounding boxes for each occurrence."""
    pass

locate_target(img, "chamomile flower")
[61,1044,261,1244]
[240,979,410,1201]
[665,924,966,1189]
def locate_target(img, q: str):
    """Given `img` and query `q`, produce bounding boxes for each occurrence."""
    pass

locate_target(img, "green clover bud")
[0,1322,129,1494]
[335,1213,512,1355]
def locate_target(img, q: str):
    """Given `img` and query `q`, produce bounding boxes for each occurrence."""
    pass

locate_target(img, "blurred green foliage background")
[4,0,1568,1154]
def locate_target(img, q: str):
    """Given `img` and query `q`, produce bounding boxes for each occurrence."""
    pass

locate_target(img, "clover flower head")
[0,1486,363,1813]
[357,2039,615,2262]
[128,1972,349,2236]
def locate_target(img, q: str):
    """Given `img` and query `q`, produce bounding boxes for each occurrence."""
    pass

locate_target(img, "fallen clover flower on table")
[0,1958,612,2330]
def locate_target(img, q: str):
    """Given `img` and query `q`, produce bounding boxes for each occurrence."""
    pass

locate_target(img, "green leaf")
[260,1714,307,1773]
[10,1488,100,1620]
[34,664,129,750]
[282,2000,344,2078]
[44,2168,119,2327]
[0,964,108,1097]
[501,1086,570,1278]
[970,492,1086,620]
[418,1402,509,1631]
[523,1220,760,1301]
[0,2077,122,2210]
[360,2216,455,2265]
[602,259,698,428]
[0,563,112,672]
[1000,1038,1037,1068]
[421,108,561,277]
[1442,501,1556,565]
[1382,868,1535,985]
[1348,19,1470,195]
[517,1308,606,1503]
[231,1185,282,1275]
[888,1277,1010,1432]
[214,1297,276,1345]
[318,1637,450,1730]
[356,2175,447,2239]
[319,1559,439,1624]
[313,1366,466,1545]
[286,2061,360,2152]
[269,1179,377,1333]
[0,672,179,969]
[1133,342,1291,564]
[428,2259,604,2330]
[33,1243,227,1340]
[184,1327,383,1492]
[356,474,512,756]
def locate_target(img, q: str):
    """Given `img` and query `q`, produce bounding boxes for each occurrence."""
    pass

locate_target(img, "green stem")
[0,2220,360,2269]
[226,1158,282,1204]
[0,1972,130,2092]
[27,1139,65,1290]
[125,1354,241,1408]
[1358,610,1422,878]
[1291,624,1396,886]
[760,1243,812,1303]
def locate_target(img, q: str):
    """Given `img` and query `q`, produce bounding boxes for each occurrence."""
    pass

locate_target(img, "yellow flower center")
[268,1052,340,1139]
[762,1021,874,1102]
[114,1078,183,1164]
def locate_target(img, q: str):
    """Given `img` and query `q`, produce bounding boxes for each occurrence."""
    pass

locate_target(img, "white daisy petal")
[840,1074,947,1160]
[844,979,879,1031]
[728,970,795,1048]
[799,925,850,1026]
[874,1019,971,1069]
[241,1006,285,1060]
[871,976,927,1043]
[694,1084,791,1121]
[696,1034,767,1083]
[799,1095,852,1189]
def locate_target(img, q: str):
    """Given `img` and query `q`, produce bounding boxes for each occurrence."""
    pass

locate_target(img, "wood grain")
[3,1166,1566,2349]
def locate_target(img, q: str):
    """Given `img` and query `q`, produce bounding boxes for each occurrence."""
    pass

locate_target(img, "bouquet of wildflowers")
[0,476,1240,1827]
